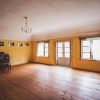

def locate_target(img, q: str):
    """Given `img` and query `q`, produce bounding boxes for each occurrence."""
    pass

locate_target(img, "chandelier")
[21,16,32,34]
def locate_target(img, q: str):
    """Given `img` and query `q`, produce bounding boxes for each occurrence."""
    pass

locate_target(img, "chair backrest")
[5,53,10,62]
[0,52,11,71]
[0,52,10,62]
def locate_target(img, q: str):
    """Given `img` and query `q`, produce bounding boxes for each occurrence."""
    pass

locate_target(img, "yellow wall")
[32,37,100,72]
[0,39,32,65]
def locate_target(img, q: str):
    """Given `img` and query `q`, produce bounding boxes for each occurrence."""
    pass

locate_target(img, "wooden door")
[56,41,70,66]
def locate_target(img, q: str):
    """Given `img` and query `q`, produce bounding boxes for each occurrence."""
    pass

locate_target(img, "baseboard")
[33,62,54,66]
[72,67,100,73]
[11,63,29,67]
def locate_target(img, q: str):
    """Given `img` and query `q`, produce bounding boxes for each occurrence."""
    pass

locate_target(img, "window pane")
[92,39,100,60]
[58,53,63,57]
[65,48,70,53]
[82,53,90,59]
[82,40,90,46]
[65,53,70,58]
[82,46,90,52]
[45,52,48,57]
[64,42,70,47]
[37,43,44,56]
[58,42,63,47]
[45,43,48,57]
[58,48,63,52]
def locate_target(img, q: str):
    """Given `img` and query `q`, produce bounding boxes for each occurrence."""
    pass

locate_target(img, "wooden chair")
[0,52,11,72]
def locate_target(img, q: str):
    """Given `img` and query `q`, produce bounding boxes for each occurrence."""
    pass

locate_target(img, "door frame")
[55,40,71,67]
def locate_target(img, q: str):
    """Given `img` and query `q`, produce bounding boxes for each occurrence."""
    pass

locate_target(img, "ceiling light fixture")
[21,16,32,34]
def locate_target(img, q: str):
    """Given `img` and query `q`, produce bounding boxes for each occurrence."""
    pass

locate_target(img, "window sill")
[80,59,100,62]
[37,56,49,58]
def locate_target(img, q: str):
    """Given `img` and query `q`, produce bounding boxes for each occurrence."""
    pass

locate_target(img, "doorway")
[56,41,71,66]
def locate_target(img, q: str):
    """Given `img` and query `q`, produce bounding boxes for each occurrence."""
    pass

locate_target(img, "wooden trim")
[11,63,29,67]
[79,35,100,39]
[37,41,49,43]
[34,62,54,66]
[72,67,100,73]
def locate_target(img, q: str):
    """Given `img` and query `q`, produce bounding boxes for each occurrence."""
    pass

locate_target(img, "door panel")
[56,41,70,66]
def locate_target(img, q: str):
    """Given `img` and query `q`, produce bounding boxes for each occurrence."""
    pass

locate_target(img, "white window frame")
[56,41,70,58]
[81,37,100,61]
[37,42,49,57]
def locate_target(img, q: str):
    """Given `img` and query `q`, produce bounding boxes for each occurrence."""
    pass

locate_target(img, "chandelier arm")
[21,16,32,34]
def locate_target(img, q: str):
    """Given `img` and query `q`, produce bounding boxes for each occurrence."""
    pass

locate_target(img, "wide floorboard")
[0,64,100,100]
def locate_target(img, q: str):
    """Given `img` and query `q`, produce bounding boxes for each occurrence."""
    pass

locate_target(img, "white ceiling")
[0,0,100,41]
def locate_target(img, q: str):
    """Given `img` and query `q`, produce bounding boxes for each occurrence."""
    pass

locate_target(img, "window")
[81,37,100,61]
[37,42,48,57]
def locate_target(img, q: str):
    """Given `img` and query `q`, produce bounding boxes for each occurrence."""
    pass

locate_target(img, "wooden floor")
[0,64,100,100]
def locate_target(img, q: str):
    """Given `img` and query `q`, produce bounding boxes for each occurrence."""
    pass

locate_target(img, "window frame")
[80,37,100,61]
[37,41,49,57]
[56,41,70,58]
